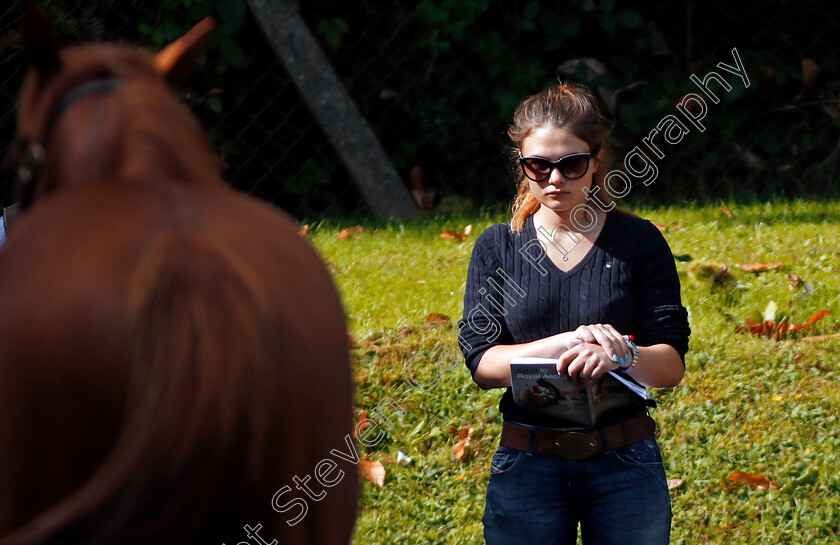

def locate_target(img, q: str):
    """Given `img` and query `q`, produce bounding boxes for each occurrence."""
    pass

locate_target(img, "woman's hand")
[546,331,584,357]
[556,324,630,380]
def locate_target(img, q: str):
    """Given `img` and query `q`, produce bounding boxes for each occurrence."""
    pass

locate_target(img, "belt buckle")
[551,432,598,460]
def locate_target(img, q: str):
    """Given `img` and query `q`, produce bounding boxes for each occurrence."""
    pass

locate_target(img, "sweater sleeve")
[632,221,690,362]
[458,227,515,376]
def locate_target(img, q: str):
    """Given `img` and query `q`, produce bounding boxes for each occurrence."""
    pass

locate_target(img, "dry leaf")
[353,410,371,439]
[299,224,310,236]
[358,456,386,487]
[338,226,362,240]
[726,471,780,490]
[787,274,802,291]
[652,222,686,233]
[720,206,733,218]
[735,310,831,340]
[802,58,819,88]
[667,478,685,490]
[452,426,473,463]
[440,224,473,242]
[425,313,451,327]
[736,262,784,272]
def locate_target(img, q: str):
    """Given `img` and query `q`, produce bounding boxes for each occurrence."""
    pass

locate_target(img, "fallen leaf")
[726,471,780,490]
[440,224,473,242]
[338,226,362,240]
[793,309,831,331]
[802,58,819,88]
[651,221,688,233]
[736,262,785,272]
[787,274,802,291]
[720,206,733,218]
[667,478,685,490]
[762,300,778,322]
[358,456,386,487]
[425,313,451,327]
[452,426,473,463]
[735,310,830,340]
[353,410,371,439]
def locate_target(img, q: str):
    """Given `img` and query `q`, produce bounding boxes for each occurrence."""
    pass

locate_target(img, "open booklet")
[509,357,652,426]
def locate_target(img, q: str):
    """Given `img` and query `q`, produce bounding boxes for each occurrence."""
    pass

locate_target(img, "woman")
[458,82,689,545]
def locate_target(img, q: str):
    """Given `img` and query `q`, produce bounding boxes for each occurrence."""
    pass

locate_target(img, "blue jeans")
[483,436,672,545]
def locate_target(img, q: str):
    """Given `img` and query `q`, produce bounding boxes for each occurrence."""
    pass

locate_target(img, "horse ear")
[19,1,62,80]
[153,17,216,85]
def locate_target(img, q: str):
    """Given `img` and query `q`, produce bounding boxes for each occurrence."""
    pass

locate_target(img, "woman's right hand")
[547,331,583,357]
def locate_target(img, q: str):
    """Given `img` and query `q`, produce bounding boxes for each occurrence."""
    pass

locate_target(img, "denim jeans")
[483,436,672,545]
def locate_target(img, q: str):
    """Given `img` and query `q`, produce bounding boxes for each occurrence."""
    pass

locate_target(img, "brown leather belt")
[500,413,656,460]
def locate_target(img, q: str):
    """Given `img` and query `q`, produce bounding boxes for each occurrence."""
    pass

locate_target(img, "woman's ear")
[593,148,605,173]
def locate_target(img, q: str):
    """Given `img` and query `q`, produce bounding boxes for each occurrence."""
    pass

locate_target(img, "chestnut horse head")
[0,7,357,545]
[10,9,219,211]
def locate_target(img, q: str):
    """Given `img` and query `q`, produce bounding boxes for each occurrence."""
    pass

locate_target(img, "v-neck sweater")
[458,211,690,427]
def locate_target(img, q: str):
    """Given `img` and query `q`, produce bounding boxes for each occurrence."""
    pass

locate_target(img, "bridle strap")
[45,78,122,144]
[13,77,122,211]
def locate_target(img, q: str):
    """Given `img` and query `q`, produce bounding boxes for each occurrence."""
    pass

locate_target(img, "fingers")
[574,324,630,369]
[556,343,610,380]
[557,346,633,381]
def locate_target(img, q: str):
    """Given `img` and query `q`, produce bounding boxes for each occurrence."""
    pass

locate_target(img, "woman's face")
[520,126,597,218]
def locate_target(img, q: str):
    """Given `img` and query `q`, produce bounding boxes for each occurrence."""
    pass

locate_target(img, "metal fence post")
[247,0,420,222]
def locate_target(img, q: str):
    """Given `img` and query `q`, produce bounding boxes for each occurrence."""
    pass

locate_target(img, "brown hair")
[508,81,614,233]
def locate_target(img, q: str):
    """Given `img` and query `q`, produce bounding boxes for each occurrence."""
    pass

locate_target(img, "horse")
[0,8,357,544]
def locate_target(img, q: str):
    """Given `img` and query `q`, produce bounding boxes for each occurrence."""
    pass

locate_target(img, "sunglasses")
[518,152,592,182]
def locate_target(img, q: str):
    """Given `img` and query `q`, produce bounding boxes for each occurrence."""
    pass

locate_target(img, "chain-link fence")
[2,1,839,221]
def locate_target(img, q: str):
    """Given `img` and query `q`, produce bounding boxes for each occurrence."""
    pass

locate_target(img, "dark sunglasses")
[518,152,592,182]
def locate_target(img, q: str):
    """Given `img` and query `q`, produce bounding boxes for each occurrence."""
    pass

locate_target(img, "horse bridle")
[11,77,123,216]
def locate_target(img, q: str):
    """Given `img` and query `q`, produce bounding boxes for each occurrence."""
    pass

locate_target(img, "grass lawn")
[306,199,840,544]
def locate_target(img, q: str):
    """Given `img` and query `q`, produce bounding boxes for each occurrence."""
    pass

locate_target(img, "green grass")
[306,199,840,544]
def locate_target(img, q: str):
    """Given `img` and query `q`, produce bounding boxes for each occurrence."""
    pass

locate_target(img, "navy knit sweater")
[458,211,690,427]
